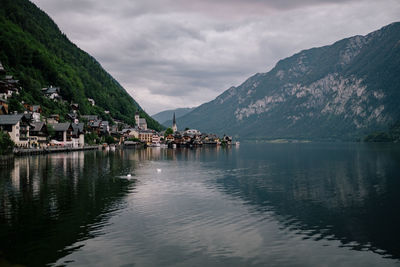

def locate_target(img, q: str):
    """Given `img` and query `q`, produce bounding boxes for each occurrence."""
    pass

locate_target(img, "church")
[135,111,147,130]
[172,112,177,133]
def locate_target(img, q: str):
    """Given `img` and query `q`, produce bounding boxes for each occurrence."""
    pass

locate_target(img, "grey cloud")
[30,0,400,114]
[34,0,369,18]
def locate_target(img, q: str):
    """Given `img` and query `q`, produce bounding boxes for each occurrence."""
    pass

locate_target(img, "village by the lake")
[2,0,400,265]
[0,61,235,157]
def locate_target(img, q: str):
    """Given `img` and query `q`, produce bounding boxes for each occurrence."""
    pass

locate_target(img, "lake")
[1,143,400,267]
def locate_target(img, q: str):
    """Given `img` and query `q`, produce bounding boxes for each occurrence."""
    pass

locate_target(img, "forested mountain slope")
[0,0,162,130]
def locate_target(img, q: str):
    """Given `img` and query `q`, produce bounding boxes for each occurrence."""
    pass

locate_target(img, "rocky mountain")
[0,0,162,130]
[152,107,195,126]
[177,22,400,140]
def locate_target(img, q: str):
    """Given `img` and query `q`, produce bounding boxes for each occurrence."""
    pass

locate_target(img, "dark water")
[1,143,400,267]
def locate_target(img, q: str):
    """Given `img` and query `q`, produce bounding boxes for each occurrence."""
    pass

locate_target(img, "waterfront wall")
[13,145,101,156]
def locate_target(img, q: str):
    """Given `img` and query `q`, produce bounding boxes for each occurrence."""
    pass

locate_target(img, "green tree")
[0,131,14,154]
[84,132,99,145]
[127,137,140,142]
[164,127,173,137]
[8,98,24,113]
[47,124,55,139]
[104,135,116,144]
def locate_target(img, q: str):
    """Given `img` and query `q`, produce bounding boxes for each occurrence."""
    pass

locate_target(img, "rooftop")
[72,123,84,135]
[0,114,23,125]
[81,115,99,121]
[49,122,71,132]
[30,122,46,132]
[43,87,60,94]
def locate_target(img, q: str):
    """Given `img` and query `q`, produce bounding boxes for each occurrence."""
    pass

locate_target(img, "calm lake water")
[1,143,400,267]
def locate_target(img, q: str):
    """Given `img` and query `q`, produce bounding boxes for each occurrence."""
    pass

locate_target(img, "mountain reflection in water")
[213,143,400,259]
[0,144,399,267]
[0,151,137,266]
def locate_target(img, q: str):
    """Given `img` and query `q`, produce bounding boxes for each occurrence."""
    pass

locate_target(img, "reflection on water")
[213,144,400,259]
[0,151,136,266]
[0,144,400,266]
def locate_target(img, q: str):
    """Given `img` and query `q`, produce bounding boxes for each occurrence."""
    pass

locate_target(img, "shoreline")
[13,145,101,156]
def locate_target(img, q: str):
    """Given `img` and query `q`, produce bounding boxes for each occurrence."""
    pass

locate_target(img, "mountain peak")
[176,22,400,140]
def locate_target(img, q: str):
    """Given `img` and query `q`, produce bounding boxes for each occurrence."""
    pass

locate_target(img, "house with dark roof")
[42,86,61,101]
[71,123,85,147]
[81,115,99,122]
[100,121,109,135]
[0,75,20,99]
[24,104,42,113]
[67,112,79,123]
[48,123,73,143]
[0,114,31,146]
[23,104,42,122]
[88,120,102,135]
[70,103,79,112]
[29,122,48,148]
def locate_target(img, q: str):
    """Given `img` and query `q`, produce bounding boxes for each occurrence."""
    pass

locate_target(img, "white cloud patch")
[31,0,400,114]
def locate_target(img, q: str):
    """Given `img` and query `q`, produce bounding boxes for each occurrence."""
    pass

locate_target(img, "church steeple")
[172,112,177,133]
[135,111,140,127]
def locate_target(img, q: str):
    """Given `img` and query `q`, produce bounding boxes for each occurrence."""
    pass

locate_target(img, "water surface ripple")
[0,143,400,266]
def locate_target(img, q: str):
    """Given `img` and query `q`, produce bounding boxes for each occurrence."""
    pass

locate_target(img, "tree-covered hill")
[0,0,162,130]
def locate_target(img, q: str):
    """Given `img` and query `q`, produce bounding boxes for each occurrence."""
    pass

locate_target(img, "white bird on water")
[156,168,162,173]
[127,174,131,177]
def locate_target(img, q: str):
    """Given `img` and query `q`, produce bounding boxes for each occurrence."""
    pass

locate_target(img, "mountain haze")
[0,0,162,130]
[177,22,400,140]
[152,107,195,126]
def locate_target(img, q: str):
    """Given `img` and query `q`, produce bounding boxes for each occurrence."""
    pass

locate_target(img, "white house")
[88,98,95,106]
[0,114,30,147]
[42,86,61,101]
[152,134,161,144]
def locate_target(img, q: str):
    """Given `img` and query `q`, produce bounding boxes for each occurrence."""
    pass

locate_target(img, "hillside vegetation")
[0,0,162,130]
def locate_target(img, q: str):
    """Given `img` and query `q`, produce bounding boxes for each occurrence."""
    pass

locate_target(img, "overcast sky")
[31,0,400,115]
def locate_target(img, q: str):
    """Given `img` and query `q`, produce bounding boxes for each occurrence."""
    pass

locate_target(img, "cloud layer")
[31,0,400,114]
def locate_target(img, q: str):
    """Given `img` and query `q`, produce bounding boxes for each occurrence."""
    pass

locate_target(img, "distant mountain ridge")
[0,0,162,130]
[177,22,400,140]
[152,107,195,126]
